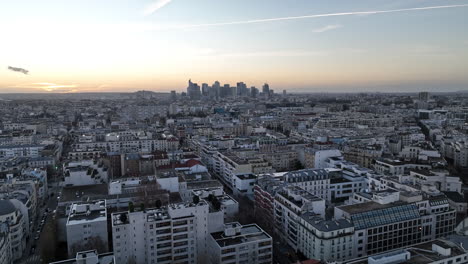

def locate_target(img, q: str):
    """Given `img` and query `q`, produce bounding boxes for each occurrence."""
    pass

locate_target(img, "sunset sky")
[1,0,467,93]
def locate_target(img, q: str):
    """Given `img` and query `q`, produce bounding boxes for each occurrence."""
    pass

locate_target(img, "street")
[20,184,60,264]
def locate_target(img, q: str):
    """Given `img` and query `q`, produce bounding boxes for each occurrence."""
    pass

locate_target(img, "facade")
[66,200,108,257]
[274,185,326,250]
[335,195,456,258]
[283,169,331,201]
[297,213,354,262]
[0,226,12,264]
[112,201,221,264]
[0,144,43,158]
[304,149,342,169]
[0,199,26,261]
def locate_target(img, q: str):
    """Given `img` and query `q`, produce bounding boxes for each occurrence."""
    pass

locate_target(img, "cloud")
[153,4,468,30]
[14,83,78,92]
[312,24,342,33]
[214,50,328,58]
[7,66,29,75]
[143,0,173,16]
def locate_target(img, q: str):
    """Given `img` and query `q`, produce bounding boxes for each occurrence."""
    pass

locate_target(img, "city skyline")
[1,0,468,93]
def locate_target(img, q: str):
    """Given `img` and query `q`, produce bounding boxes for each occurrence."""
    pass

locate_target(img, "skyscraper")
[262,83,270,99]
[187,79,201,99]
[419,91,429,101]
[202,83,210,96]
[251,86,258,98]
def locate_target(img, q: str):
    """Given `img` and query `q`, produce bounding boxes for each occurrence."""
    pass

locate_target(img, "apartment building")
[342,144,382,168]
[304,148,342,169]
[374,159,432,176]
[283,169,331,201]
[274,185,325,250]
[0,144,43,158]
[253,175,284,232]
[214,151,273,189]
[207,222,273,264]
[297,213,354,262]
[112,201,220,264]
[73,135,179,154]
[0,199,26,261]
[0,227,11,264]
[66,200,108,257]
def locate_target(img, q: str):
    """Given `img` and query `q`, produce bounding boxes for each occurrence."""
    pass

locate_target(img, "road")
[20,184,61,264]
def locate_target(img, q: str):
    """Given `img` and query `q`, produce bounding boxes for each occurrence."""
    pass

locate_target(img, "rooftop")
[211,223,271,248]
[301,212,353,232]
[67,200,107,225]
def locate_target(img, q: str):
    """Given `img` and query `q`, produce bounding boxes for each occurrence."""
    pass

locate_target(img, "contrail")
[7,66,29,75]
[144,0,173,16]
[170,4,468,29]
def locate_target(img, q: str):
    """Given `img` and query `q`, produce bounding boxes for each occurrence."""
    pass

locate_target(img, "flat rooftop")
[211,224,271,248]
[67,201,106,225]
[350,239,466,264]
[337,201,399,215]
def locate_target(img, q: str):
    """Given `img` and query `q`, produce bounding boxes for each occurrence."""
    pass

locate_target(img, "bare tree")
[70,236,107,256]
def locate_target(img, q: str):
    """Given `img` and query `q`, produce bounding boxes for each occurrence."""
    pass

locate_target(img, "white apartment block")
[214,151,272,189]
[283,169,331,201]
[112,201,223,264]
[274,185,325,250]
[408,169,462,193]
[304,148,343,169]
[66,200,108,257]
[73,138,179,154]
[0,144,43,158]
[297,213,355,262]
[374,159,431,176]
[207,222,273,264]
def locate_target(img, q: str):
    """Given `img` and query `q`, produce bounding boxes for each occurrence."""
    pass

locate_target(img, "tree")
[120,213,128,223]
[193,195,200,204]
[70,236,107,256]
[135,179,161,206]
[212,196,221,211]
[207,194,214,202]
[293,160,304,170]
[128,202,134,212]
[155,199,162,208]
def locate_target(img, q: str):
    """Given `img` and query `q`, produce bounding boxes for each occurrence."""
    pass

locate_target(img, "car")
[34,236,39,240]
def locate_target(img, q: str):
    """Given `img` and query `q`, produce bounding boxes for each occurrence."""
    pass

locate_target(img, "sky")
[0,0,467,93]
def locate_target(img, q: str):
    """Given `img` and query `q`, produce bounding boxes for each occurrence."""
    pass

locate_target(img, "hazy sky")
[1,0,467,93]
